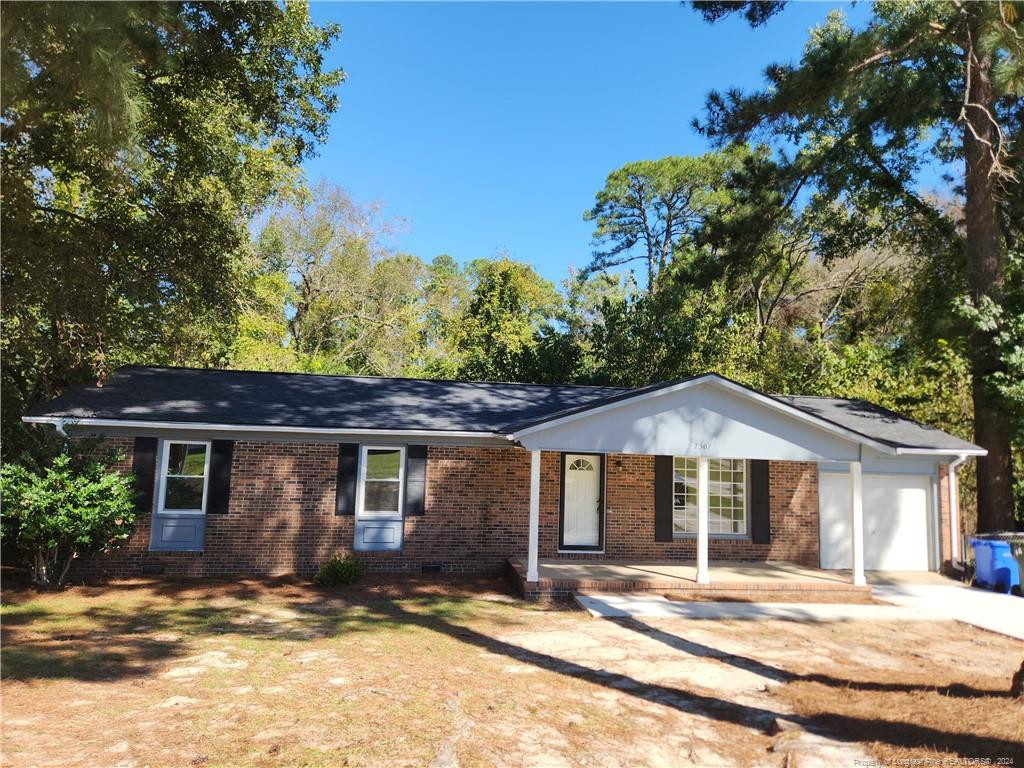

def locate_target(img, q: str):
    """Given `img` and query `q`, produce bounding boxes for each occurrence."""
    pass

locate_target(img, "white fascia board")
[894,446,987,457]
[22,415,508,441]
[510,374,899,455]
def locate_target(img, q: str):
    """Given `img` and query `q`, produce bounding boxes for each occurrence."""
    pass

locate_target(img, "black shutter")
[654,455,674,542]
[131,437,158,514]
[404,445,428,517]
[336,443,359,516]
[750,459,771,544]
[206,440,234,514]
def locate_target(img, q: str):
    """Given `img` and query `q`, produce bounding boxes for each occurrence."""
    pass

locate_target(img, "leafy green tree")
[1,2,342,458]
[449,258,560,382]
[249,183,426,376]
[958,250,1024,521]
[1,449,135,587]
[230,263,298,373]
[584,151,740,290]
[529,271,637,385]
[417,255,472,378]
[691,0,1023,530]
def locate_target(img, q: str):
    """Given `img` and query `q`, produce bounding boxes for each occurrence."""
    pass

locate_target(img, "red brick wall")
[539,453,820,566]
[73,441,530,579]
[75,441,342,579]
[75,440,820,580]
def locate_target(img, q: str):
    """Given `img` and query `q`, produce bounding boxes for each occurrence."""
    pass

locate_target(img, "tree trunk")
[962,11,1017,532]
[33,550,52,588]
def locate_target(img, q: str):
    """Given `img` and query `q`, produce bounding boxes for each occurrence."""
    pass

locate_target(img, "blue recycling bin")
[970,537,1021,593]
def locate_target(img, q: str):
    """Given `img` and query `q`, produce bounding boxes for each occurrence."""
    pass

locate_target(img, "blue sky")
[304,1,872,285]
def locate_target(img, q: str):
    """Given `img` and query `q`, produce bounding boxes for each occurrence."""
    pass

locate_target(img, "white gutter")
[22,415,508,441]
[895,446,987,457]
[947,453,969,567]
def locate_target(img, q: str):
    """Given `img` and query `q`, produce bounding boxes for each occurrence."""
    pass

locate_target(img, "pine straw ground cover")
[1,575,1021,767]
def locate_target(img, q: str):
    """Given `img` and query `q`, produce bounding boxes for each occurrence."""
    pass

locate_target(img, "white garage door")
[819,472,932,571]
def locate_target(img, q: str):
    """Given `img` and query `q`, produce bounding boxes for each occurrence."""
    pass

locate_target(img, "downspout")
[53,418,68,437]
[947,454,968,569]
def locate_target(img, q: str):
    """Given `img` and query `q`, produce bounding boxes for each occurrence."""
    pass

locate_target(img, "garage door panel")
[818,474,851,569]
[864,479,929,570]
[819,473,932,571]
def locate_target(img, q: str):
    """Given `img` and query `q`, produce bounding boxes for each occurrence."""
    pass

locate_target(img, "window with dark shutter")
[131,437,158,514]
[750,459,771,544]
[404,445,427,517]
[654,455,674,541]
[336,443,359,515]
[206,441,234,515]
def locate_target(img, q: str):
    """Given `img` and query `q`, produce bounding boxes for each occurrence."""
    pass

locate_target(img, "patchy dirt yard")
[2,576,1021,768]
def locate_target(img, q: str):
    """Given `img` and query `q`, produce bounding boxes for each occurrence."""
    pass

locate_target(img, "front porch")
[509,557,876,600]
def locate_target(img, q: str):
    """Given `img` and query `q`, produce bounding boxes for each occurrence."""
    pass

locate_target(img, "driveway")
[871,583,1024,640]
[575,594,927,622]
[577,582,1024,640]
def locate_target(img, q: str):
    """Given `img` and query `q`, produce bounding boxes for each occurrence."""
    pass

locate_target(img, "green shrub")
[313,554,364,587]
[1,451,136,588]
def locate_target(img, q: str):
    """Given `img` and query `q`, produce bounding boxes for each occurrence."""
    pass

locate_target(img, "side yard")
[1,576,1021,767]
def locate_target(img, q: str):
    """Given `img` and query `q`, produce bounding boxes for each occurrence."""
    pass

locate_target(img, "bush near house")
[313,554,364,587]
[0,449,135,588]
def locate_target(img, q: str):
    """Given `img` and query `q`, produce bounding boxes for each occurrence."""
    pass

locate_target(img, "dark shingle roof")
[27,366,628,434]
[773,395,981,453]
[27,366,982,453]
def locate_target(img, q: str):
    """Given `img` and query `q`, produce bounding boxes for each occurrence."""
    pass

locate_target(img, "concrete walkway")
[872,583,1024,640]
[574,593,928,621]
[576,584,1024,640]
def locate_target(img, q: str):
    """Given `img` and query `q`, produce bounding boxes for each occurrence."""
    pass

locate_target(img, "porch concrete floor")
[529,559,953,587]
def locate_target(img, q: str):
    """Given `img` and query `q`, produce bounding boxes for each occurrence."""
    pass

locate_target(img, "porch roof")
[510,374,984,461]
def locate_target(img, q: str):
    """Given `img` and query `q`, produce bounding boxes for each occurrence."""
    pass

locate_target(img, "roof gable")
[511,374,984,458]
[511,375,878,461]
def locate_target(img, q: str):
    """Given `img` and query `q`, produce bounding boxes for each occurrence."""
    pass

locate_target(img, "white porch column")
[696,456,710,585]
[526,449,541,582]
[849,460,866,586]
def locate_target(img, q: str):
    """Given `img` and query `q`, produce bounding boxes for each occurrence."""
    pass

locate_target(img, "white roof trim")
[510,374,901,455]
[895,446,986,457]
[22,416,506,440]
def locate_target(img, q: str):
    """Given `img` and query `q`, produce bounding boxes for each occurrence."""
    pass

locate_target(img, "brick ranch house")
[25,366,983,593]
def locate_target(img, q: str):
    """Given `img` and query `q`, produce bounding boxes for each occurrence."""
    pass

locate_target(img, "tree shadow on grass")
[0,578,521,683]
[607,617,1023,759]
[4,580,1021,761]
[614,618,1016,699]
[305,597,1024,761]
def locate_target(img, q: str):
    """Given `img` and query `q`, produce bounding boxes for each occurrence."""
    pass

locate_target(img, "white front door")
[562,453,601,548]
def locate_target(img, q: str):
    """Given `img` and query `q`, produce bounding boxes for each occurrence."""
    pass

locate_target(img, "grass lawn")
[2,575,1021,767]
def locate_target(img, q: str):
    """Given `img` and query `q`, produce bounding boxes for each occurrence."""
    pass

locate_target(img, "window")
[568,457,595,472]
[672,458,747,536]
[158,441,210,514]
[358,446,405,517]
[673,458,699,534]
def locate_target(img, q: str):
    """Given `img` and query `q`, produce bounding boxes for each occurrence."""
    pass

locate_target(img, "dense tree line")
[2,1,341,452]
[2,2,1021,528]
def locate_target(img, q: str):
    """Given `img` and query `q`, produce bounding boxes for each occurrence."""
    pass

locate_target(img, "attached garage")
[819,471,935,571]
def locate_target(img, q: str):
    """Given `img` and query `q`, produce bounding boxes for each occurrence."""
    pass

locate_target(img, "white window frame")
[356,445,405,519]
[156,439,212,516]
[672,457,750,539]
